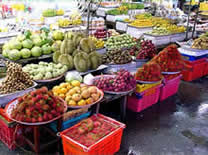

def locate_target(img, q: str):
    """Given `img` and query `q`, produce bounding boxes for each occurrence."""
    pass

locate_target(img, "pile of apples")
[135,63,163,82]
[11,87,65,123]
[65,115,118,147]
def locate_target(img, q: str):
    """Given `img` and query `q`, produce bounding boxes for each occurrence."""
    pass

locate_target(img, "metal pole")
[86,0,92,36]
[185,0,192,40]
[192,1,201,38]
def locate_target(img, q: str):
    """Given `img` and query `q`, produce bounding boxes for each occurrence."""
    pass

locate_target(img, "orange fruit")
[60,88,67,94]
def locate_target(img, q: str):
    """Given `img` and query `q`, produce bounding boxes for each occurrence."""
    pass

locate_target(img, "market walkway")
[0,78,208,155]
[118,77,208,155]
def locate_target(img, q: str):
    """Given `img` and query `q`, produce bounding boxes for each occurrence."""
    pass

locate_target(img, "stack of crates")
[127,82,162,112]
[178,48,208,81]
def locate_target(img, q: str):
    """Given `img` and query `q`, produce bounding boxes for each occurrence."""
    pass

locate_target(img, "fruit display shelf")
[126,25,153,39]
[96,7,114,17]
[106,15,130,23]
[144,32,194,46]
[0,53,53,65]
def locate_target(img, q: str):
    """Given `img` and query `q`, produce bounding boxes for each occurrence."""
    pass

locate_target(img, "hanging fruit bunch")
[136,40,157,59]
[150,44,185,72]
[135,63,163,82]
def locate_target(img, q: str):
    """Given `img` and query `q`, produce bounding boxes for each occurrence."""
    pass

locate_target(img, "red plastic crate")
[127,84,162,112]
[60,114,125,155]
[160,75,182,101]
[182,58,207,81]
[0,117,24,150]
[203,59,208,76]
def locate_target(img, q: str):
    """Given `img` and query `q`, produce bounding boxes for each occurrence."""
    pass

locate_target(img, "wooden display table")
[20,118,63,154]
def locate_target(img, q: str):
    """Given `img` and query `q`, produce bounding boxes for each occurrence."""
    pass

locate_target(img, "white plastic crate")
[170,33,185,42]
[106,15,129,23]
[116,21,128,32]
[127,25,152,38]
[128,9,145,15]
[143,34,171,46]
[96,7,112,17]
[178,48,208,56]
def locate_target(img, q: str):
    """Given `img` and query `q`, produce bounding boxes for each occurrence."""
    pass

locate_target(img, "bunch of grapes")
[136,40,157,59]
[94,70,136,92]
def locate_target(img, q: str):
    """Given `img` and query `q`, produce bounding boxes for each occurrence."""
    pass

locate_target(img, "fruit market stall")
[1,0,208,154]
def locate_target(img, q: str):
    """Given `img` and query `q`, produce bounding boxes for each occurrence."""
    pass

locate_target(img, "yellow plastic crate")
[136,81,161,93]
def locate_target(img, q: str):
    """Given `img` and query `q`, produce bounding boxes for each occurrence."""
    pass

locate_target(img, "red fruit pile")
[66,116,117,147]
[150,44,185,72]
[11,87,65,123]
[136,40,157,59]
[94,69,136,92]
[129,45,140,56]
[135,63,163,82]
[94,29,109,39]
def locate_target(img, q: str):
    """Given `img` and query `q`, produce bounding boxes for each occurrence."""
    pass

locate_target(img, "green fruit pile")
[42,9,56,17]
[105,34,136,50]
[148,27,170,36]
[53,32,102,72]
[23,61,68,80]
[2,29,58,61]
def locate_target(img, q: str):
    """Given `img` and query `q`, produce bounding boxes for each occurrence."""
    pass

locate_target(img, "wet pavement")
[118,77,208,155]
[0,77,208,155]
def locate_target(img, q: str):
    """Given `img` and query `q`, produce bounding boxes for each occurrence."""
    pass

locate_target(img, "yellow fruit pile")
[56,9,64,16]
[152,17,171,26]
[123,18,133,23]
[129,19,153,28]
[89,36,105,49]
[58,16,82,27]
[118,6,128,12]
[52,80,102,106]
[161,24,186,34]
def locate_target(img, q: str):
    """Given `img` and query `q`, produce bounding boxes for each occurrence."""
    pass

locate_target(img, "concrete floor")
[0,77,208,155]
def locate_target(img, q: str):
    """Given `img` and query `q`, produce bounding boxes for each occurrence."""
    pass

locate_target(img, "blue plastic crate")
[181,53,207,61]
[49,112,91,132]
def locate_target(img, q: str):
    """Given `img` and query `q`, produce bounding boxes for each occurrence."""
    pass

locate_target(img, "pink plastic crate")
[127,84,162,112]
[160,75,182,101]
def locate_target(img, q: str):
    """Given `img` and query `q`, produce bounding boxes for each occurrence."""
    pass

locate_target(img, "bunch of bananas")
[118,6,128,12]
[58,19,71,27]
[71,18,82,25]
[162,24,186,34]
[135,13,152,19]
[56,9,64,16]
[89,36,105,49]
[0,27,8,32]
[129,19,153,28]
